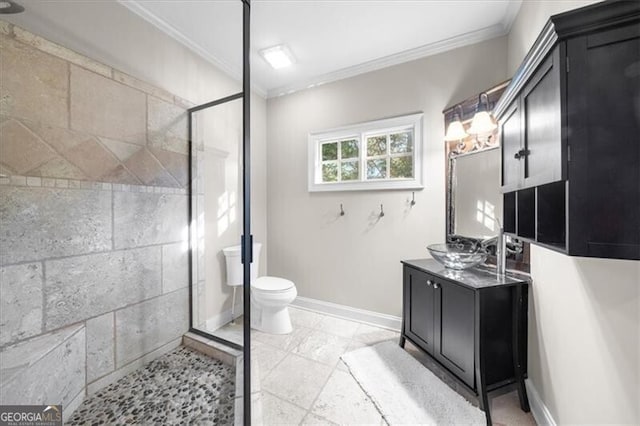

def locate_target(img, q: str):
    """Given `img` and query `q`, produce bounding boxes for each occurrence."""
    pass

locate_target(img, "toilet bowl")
[222,243,297,334]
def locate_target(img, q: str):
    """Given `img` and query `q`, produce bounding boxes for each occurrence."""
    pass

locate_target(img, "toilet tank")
[222,243,261,286]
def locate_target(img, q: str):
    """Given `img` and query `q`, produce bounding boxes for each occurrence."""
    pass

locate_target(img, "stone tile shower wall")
[0,22,191,417]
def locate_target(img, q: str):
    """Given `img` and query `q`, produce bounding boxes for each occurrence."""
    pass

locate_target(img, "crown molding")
[501,0,523,34]
[118,0,267,98]
[118,0,521,101]
[267,22,510,98]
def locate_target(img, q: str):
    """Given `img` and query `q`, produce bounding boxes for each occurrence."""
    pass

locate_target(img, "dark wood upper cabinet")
[495,0,640,260]
[522,46,564,188]
[500,100,522,191]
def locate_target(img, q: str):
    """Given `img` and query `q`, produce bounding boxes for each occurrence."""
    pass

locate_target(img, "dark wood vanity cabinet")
[400,260,530,425]
[496,1,640,260]
[403,265,475,386]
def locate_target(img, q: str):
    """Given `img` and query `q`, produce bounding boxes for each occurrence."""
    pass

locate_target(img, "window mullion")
[317,141,322,182]
[337,140,342,182]
[360,133,365,182]
[386,133,391,179]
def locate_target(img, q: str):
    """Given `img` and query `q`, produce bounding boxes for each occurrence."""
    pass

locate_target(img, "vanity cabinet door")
[404,267,435,353]
[434,279,475,388]
[521,47,564,188]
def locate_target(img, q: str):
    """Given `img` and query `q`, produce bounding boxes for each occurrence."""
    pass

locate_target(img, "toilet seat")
[252,276,295,292]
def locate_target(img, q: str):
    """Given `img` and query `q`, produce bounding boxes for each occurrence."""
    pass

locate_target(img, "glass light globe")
[467,111,497,135]
[444,120,468,141]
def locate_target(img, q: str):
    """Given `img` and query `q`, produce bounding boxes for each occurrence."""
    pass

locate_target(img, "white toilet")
[222,243,297,334]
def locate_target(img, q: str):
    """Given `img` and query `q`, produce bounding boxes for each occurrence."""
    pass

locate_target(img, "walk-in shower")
[0,0,253,422]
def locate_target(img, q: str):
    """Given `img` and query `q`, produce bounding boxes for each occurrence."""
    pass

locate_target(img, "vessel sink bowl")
[427,243,488,270]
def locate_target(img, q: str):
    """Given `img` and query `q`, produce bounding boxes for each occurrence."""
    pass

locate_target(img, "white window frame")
[308,113,424,192]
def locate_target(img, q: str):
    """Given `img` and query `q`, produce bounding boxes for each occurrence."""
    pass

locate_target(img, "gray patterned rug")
[67,346,235,425]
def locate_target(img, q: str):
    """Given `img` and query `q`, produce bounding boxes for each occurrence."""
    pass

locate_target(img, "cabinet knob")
[433,283,440,289]
[514,149,530,160]
[427,280,433,287]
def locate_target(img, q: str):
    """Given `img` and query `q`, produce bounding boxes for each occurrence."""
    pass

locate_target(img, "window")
[308,113,423,191]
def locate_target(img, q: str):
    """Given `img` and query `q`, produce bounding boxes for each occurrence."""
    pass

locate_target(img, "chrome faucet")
[479,218,506,276]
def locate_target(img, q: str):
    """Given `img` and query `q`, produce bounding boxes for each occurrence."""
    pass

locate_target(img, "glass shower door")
[190,96,245,348]
[188,1,252,423]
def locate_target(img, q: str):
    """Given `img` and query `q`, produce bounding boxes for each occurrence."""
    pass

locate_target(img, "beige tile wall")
[0,22,192,188]
[0,21,194,420]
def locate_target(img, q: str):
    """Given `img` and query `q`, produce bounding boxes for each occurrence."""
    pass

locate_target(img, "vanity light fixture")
[467,92,497,135]
[259,44,295,69]
[444,104,468,141]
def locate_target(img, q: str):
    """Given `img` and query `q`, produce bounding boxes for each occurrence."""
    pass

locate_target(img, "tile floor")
[248,306,537,426]
[67,347,236,425]
[211,316,244,347]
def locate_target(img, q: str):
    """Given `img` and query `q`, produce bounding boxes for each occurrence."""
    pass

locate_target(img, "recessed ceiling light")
[259,45,295,70]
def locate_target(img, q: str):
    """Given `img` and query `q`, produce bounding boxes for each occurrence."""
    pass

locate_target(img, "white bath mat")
[341,340,485,425]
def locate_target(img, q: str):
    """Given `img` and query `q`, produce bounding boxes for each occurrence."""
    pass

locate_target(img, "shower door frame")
[186,0,252,424]
[187,92,244,353]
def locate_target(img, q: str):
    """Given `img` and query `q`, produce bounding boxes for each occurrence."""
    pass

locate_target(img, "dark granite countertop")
[401,258,530,290]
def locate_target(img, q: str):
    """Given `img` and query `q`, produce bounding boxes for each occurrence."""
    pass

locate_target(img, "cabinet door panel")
[406,269,434,352]
[435,280,475,387]
[567,24,640,259]
[500,102,522,191]
[523,48,563,187]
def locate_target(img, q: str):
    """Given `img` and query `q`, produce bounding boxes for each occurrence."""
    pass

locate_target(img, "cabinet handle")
[514,149,530,160]
[426,280,433,287]
[433,283,440,289]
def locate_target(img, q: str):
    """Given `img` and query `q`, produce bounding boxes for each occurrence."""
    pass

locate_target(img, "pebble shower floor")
[67,347,236,425]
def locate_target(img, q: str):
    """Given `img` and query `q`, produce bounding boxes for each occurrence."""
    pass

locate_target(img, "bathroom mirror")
[450,147,502,239]
[443,81,530,271]
[446,145,529,271]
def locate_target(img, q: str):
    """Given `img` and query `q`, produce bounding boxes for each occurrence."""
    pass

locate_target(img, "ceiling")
[4,0,522,98]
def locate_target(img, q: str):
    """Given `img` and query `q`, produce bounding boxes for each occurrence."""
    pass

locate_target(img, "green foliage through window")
[341,161,359,181]
[390,156,413,178]
[367,159,387,179]
[367,136,387,157]
[322,142,338,161]
[390,132,412,154]
[322,162,338,182]
[341,140,359,159]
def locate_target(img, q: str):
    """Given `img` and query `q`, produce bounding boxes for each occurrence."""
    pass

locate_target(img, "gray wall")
[0,17,267,420]
[507,1,640,424]
[266,36,508,317]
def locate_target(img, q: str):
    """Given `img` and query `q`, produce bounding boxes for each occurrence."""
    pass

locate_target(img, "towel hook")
[340,203,345,216]
[379,204,385,217]
[410,192,416,206]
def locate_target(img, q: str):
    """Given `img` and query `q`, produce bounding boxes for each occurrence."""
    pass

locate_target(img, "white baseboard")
[291,296,401,331]
[526,379,556,426]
